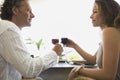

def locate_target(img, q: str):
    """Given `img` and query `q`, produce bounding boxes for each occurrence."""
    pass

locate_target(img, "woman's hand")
[65,38,77,48]
[67,67,80,80]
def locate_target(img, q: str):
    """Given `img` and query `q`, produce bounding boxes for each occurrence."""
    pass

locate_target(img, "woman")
[67,0,120,80]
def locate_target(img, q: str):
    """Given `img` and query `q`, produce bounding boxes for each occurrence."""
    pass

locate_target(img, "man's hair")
[95,0,120,27]
[0,0,24,20]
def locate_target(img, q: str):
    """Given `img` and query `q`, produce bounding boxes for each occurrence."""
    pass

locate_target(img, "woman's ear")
[12,7,19,15]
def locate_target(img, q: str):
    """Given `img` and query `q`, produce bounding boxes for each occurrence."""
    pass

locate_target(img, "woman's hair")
[0,0,24,20]
[95,0,120,28]
[114,10,120,27]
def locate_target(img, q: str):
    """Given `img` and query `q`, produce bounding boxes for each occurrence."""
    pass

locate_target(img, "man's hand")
[53,43,63,56]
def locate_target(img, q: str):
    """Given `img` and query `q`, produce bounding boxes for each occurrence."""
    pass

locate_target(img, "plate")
[59,59,67,63]
[72,60,98,68]
[83,64,98,68]
[72,60,88,65]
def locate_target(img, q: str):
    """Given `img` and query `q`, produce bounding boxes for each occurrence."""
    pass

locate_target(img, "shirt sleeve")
[0,27,58,78]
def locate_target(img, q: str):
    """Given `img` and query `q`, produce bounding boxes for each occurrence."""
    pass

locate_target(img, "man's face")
[14,0,35,29]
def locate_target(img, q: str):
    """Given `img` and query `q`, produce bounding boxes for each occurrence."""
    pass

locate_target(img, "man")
[0,0,63,80]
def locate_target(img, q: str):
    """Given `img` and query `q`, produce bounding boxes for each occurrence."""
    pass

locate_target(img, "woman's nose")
[90,14,93,19]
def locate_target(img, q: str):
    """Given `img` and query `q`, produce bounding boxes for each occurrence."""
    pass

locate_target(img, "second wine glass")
[52,39,59,44]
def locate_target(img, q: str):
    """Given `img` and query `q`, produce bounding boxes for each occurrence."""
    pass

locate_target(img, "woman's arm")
[66,39,97,65]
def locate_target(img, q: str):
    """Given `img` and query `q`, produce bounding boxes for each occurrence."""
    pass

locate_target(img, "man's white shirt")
[0,20,58,80]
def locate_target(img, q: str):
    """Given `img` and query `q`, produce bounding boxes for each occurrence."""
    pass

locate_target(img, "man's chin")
[23,25,31,28]
[26,24,31,27]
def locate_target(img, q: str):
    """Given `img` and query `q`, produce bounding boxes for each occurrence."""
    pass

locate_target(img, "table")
[39,62,97,80]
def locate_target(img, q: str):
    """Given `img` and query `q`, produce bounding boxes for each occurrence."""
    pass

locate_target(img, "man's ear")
[12,7,19,15]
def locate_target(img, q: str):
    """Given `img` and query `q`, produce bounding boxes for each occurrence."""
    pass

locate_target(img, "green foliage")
[36,39,43,50]
[25,37,43,50]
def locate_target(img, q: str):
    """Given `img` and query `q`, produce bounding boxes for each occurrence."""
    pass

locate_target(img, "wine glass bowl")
[52,39,59,44]
[61,38,68,45]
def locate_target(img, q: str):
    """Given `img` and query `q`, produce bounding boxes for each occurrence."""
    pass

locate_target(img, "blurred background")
[0,0,120,60]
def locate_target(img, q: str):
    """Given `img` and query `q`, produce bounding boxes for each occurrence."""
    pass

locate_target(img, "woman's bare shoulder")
[102,27,120,36]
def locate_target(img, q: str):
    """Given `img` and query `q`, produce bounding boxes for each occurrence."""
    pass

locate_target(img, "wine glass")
[61,38,68,46]
[52,39,59,44]
[61,38,71,63]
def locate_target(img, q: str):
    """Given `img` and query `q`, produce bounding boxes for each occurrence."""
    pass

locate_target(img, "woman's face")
[90,3,105,27]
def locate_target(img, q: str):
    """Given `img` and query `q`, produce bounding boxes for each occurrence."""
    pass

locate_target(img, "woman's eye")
[93,10,97,13]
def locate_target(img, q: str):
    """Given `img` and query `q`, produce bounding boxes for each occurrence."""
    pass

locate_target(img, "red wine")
[61,38,68,45]
[52,39,59,44]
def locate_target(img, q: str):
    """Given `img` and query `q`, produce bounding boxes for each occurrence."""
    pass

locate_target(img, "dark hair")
[95,0,120,27]
[0,0,24,20]
[114,10,120,27]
